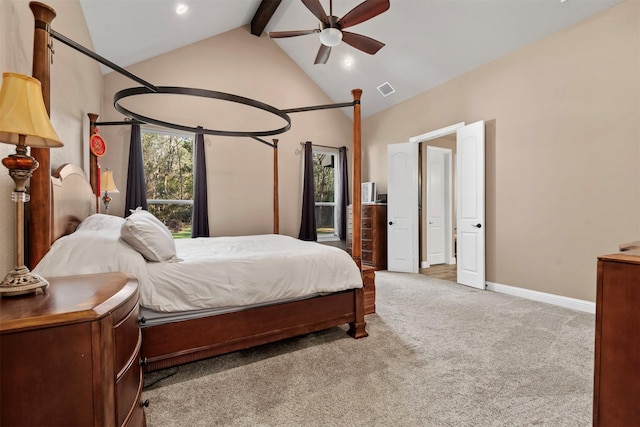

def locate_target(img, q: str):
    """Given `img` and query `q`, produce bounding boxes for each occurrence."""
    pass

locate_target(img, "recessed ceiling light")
[176,4,188,15]
[342,56,354,69]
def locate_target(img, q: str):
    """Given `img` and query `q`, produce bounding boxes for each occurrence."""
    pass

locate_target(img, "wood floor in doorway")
[419,264,457,282]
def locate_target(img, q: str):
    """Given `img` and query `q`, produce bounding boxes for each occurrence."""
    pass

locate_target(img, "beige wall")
[363,0,640,301]
[100,26,354,238]
[0,0,102,274]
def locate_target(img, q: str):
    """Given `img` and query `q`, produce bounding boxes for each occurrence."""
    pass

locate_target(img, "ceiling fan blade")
[268,29,319,38]
[341,31,385,55]
[302,0,329,25]
[338,0,390,29]
[314,44,331,64]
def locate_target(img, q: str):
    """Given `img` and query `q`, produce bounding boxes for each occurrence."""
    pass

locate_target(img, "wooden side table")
[0,272,146,426]
[593,253,640,426]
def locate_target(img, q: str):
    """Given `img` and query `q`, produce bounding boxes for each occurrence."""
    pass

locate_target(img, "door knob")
[472,223,482,228]
[388,221,394,225]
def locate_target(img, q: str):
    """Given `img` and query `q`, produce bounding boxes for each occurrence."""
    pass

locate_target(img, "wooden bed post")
[88,113,100,213]
[347,88,368,339]
[273,139,279,234]
[28,2,56,267]
[352,89,363,269]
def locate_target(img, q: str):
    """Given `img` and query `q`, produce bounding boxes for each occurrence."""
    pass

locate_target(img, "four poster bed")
[25,2,373,372]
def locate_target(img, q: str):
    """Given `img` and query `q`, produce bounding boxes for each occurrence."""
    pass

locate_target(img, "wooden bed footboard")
[140,288,367,372]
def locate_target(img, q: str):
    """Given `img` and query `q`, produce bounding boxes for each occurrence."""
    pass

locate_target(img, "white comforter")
[34,230,362,313]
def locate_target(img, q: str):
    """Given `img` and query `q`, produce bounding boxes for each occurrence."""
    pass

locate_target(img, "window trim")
[313,148,340,242]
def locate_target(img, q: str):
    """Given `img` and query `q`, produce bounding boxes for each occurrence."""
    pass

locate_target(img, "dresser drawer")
[362,218,372,229]
[125,400,146,427]
[116,346,143,426]
[362,206,373,219]
[362,229,373,240]
[362,251,373,262]
[114,304,141,377]
[362,240,373,251]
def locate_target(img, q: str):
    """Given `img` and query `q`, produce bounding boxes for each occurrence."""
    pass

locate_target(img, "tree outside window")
[313,150,338,241]
[142,129,194,238]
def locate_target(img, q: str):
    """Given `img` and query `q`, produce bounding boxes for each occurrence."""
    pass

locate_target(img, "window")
[141,129,194,238]
[313,149,339,241]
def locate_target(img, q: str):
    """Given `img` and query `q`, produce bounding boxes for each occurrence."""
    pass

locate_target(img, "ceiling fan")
[268,0,390,64]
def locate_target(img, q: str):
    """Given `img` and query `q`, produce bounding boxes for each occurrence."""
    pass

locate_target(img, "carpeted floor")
[142,271,595,426]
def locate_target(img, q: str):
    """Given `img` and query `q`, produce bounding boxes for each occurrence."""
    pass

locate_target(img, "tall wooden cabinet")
[347,203,387,270]
[593,252,640,426]
[0,272,146,427]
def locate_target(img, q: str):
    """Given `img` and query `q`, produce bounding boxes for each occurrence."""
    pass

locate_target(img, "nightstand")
[0,272,146,426]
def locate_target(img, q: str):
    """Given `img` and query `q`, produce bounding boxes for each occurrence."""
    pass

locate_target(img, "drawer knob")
[141,399,150,408]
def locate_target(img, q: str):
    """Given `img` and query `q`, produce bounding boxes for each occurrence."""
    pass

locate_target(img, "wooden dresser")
[347,203,387,270]
[593,252,640,426]
[0,272,146,427]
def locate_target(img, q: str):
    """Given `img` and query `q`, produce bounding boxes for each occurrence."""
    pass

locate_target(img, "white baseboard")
[485,281,595,314]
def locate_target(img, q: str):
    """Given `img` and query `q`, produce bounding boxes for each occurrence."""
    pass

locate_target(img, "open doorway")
[388,121,485,289]
[419,137,456,283]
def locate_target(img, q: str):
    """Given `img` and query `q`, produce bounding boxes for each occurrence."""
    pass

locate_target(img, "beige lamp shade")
[0,72,63,148]
[101,169,119,194]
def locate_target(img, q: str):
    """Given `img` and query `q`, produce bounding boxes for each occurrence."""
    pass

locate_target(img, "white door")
[426,146,448,265]
[456,120,485,289]
[387,142,419,273]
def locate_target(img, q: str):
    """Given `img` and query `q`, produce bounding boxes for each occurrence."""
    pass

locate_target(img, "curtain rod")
[93,120,145,126]
[300,142,348,151]
[283,101,355,114]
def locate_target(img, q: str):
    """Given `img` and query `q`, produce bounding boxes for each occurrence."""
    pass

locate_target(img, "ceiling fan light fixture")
[319,28,343,47]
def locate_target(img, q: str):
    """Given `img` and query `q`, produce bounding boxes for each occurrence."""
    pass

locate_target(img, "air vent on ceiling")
[377,81,395,97]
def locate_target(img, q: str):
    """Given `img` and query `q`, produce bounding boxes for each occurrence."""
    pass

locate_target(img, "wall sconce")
[101,168,119,215]
[0,72,63,296]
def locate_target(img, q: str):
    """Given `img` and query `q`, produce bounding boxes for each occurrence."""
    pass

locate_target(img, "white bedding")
[33,220,362,313]
[146,235,362,312]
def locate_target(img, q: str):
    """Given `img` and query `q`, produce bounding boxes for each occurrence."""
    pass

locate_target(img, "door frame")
[424,145,454,268]
[390,121,485,286]
[409,122,464,271]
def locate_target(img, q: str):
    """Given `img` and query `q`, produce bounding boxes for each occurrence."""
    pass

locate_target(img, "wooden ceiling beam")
[250,0,282,36]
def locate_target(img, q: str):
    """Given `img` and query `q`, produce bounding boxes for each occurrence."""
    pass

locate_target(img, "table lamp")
[0,72,63,296]
[101,168,119,214]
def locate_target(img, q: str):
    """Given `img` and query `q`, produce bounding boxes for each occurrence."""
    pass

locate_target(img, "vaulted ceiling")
[79,0,623,118]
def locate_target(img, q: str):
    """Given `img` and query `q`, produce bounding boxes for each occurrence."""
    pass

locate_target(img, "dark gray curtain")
[124,124,148,215]
[298,141,317,241]
[191,131,209,237]
[337,146,349,240]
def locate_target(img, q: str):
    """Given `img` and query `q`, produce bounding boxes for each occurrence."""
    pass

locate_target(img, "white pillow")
[76,214,125,232]
[120,209,178,262]
[33,228,147,279]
